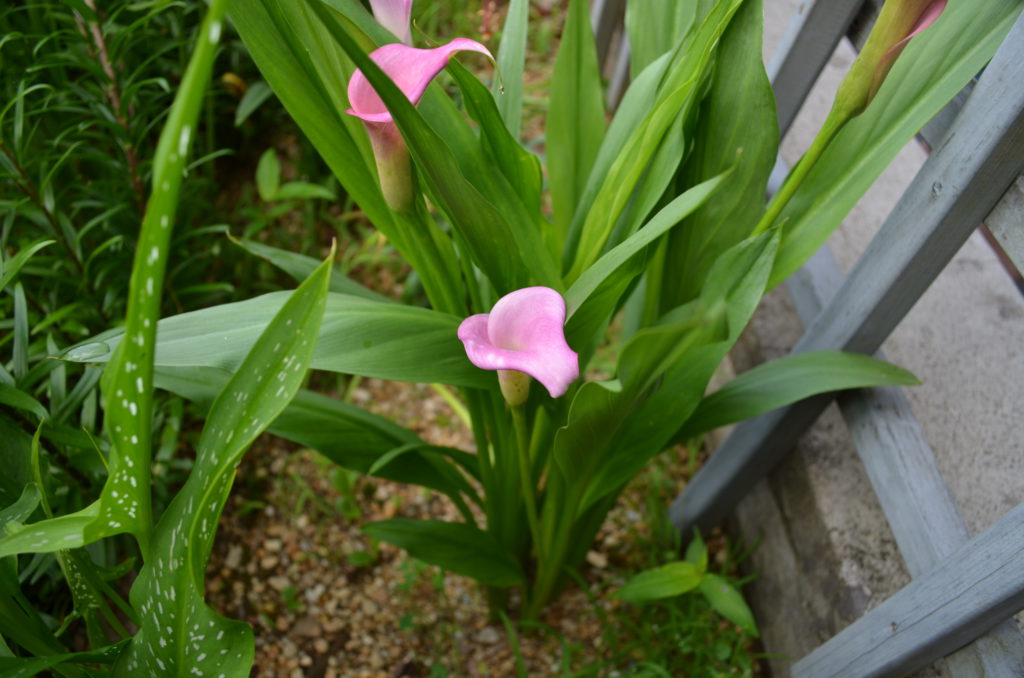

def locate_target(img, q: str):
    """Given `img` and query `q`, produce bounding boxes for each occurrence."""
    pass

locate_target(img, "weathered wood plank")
[670,10,1024,539]
[986,175,1024,275]
[590,0,626,69]
[766,0,863,137]
[791,502,1024,678]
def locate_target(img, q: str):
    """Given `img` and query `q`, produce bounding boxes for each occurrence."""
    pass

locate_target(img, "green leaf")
[113,249,333,677]
[363,518,524,587]
[0,384,48,421]
[678,351,920,438]
[275,180,336,201]
[0,239,54,291]
[152,367,480,506]
[699,573,758,636]
[661,0,778,309]
[565,0,744,281]
[0,414,36,510]
[493,0,529,138]
[234,80,274,127]
[547,0,606,239]
[770,0,1021,286]
[625,0,696,79]
[616,561,703,603]
[448,61,543,215]
[684,530,708,574]
[0,642,125,678]
[564,173,727,348]
[230,237,392,302]
[66,292,490,388]
[12,283,28,380]
[256,148,281,201]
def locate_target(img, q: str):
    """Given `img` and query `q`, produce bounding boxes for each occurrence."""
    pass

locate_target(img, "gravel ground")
[205,377,716,677]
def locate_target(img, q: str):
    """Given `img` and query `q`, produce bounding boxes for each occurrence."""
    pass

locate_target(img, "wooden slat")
[670,10,1024,539]
[766,0,863,137]
[789,247,1024,676]
[987,175,1024,274]
[590,0,626,69]
[791,502,1024,678]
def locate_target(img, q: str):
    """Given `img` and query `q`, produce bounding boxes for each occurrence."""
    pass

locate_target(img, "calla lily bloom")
[370,0,414,45]
[458,287,579,405]
[346,38,492,211]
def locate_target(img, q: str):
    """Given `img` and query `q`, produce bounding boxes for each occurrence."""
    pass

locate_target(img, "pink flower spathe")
[458,287,579,399]
[346,39,492,125]
[370,0,414,45]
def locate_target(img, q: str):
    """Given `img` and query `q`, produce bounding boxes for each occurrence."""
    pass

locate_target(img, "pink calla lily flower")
[347,39,492,125]
[458,287,579,403]
[346,38,492,211]
[370,0,414,45]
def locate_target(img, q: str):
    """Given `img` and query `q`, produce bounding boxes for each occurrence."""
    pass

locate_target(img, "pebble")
[292,615,321,638]
[260,556,280,570]
[476,626,500,644]
[224,544,243,569]
[268,575,291,591]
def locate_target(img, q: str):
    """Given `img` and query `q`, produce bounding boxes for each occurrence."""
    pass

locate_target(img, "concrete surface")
[718,1,1024,675]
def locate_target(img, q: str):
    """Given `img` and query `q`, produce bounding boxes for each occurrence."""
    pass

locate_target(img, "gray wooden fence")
[593,1,1024,676]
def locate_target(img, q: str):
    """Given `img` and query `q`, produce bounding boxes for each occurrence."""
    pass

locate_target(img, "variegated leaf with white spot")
[113,251,332,677]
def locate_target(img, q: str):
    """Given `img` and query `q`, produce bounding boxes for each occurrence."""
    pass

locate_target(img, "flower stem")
[511,405,542,566]
[752,111,850,236]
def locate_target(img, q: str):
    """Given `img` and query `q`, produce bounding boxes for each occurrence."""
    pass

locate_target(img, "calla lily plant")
[73,0,981,627]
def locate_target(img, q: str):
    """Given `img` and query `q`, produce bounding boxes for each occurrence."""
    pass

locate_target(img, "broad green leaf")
[566,0,744,281]
[580,229,781,509]
[448,61,543,215]
[662,0,778,309]
[626,0,696,79]
[275,180,336,200]
[153,366,480,505]
[770,0,1021,286]
[547,0,606,239]
[564,173,727,348]
[255,148,281,200]
[699,573,758,635]
[363,518,524,587]
[0,239,54,291]
[678,351,920,438]
[234,80,274,126]
[113,250,332,677]
[616,561,703,603]
[65,292,490,388]
[493,0,529,138]
[230,237,392,302]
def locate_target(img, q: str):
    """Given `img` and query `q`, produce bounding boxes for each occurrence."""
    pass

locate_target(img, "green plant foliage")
[616,561,703,603]
[678,350,920,438]
[363,518,525,587]
[65,291,491,387]
[770,0,1021,285]
[547,0,606,238]
[114,251,333,676]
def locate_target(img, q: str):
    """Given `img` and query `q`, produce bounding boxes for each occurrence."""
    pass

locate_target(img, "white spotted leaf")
[113,250,333,677]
